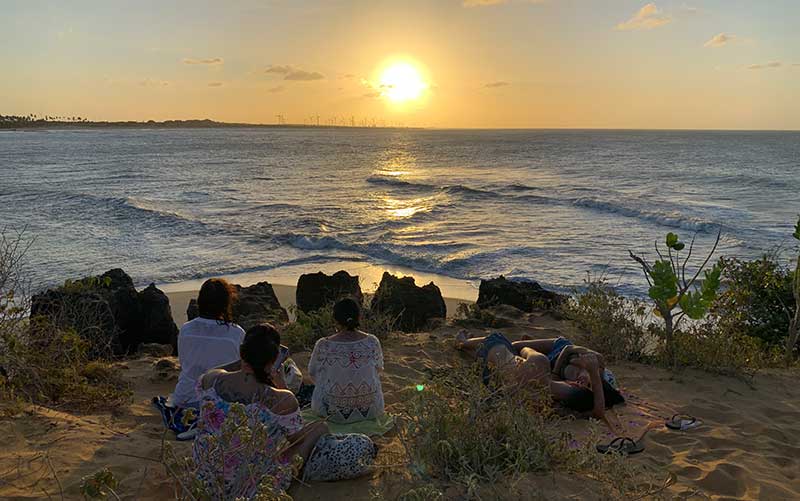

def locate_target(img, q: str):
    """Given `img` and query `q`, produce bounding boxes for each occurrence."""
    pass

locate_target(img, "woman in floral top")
[309,298,385,423]
[193,324,327,497]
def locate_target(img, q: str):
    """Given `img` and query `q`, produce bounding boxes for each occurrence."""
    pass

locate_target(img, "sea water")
[1,128,798,297]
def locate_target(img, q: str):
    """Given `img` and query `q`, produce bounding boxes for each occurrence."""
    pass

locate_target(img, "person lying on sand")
[307,298,385,424]
[171,278,245,409]
[454,331,622,426]
[195,323,377,496]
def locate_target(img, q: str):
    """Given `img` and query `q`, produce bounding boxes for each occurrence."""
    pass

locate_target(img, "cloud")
[265,65,325,81]
[615,3,671,31]
[793,63,800,67]
[704,33,735,48]
[462,0,543,6]
[747,62,782,70]
[139,78,169,87]
[268,85,285,93]
[183,57,223,65]
[485,81,510,88]
[363,91,382,98]
[208,82,223,87]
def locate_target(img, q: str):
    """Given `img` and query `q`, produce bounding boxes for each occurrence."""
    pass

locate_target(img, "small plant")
[561,278,653,362]
[80,468,120,500]
[784,216,800,362]
[630,231,723,368]
[282,305,336,352]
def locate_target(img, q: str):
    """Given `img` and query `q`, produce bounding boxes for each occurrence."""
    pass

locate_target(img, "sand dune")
[2,308,799,499]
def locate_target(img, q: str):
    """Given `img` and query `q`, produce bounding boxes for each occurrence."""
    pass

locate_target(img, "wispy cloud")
[363,91,382,98]
[747,61,782,70]
[265,65,325,81]
[615,3,671,31]
[208,82,223,87]
[268,85,285,93]
[139,78,169,87]
[183,57,223,65]
[704,33,734,48]
[485,81,510,88]
[463,0,543,6]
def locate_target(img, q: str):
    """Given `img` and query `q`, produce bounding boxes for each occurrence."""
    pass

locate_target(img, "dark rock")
[137,343,175,357]
[296,271,363,313]
[30,269,178,356]
[186,281,288,331]
[476,276,564,313]
[370,272,446,332]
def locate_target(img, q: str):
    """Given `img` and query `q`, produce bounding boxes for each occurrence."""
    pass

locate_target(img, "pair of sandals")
[596,414,701,455]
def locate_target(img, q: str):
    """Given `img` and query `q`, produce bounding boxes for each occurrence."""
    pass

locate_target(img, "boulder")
[370,272,446,332]
[296,271,363,313]
[476,276,564,312]
[30,269,178,356]
[186,281,288,331]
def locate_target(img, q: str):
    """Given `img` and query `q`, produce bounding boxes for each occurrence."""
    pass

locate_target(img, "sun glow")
[379,62,428,103]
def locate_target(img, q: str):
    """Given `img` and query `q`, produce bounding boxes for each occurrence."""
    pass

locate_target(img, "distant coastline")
[0,116,421,131]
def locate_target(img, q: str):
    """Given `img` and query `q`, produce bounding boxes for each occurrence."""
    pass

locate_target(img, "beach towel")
[301,408,396,436]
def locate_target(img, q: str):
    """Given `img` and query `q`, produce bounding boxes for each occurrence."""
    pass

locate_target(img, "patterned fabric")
[302,433,377,482]
[308,334,384,424]
[192,385,304,497]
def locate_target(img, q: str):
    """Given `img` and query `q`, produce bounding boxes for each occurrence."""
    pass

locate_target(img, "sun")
[379,62,428,103]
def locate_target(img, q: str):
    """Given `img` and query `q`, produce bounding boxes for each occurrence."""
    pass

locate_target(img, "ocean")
[2,127,798,297]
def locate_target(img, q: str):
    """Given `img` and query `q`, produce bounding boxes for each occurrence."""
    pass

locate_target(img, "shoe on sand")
[596,437,644,455]
[666,414,701,431]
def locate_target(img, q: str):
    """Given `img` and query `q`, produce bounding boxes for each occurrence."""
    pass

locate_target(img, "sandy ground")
[2,294,799,500]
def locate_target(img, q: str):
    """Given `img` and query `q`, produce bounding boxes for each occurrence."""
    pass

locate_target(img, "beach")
[2,300,799,500]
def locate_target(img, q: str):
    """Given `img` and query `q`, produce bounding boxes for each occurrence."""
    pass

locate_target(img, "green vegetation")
[399,363,670,499]
[629,231,723,367]
[281,303,397,352]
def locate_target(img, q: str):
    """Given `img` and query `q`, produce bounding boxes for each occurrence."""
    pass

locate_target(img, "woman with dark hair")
[308,298,385,423]
[195,324,376,496]
[171,278,245,408]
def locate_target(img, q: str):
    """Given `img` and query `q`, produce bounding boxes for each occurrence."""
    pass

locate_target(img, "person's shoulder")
[200,368,226,389]
[364,332,382,345]
[270,388,299,415]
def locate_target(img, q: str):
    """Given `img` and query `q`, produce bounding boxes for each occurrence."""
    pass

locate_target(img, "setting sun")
[378,62,427,103]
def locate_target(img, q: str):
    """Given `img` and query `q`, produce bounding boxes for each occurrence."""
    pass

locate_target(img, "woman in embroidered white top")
[308,298,385,423]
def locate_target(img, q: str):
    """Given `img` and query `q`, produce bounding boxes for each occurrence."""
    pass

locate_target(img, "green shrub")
[561,279,653,363]
[712,255,794,347]
[452,302,512,329]
[282,303,397,352]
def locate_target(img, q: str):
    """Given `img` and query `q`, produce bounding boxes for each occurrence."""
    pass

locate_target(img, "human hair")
[240,324,280,385]
[333,297,360,330]
[561,386,595,413]
[197,278,237,323]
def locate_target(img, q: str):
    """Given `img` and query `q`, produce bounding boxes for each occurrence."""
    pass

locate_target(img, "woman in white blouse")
[308,298,385,423]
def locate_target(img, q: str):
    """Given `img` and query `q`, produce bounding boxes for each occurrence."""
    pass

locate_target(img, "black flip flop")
[596,436,644,455]
[666,414,701,431]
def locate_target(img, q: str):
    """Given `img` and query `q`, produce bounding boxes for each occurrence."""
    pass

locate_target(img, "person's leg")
[511,338,558,354]
[284,421,329,463]
[518,348,552,386]
[454,330,489,356]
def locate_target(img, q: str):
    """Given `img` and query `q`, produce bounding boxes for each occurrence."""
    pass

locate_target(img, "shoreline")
[158,260,477,326]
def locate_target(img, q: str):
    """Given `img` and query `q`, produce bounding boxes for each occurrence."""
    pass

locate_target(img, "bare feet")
[454,329,468,349]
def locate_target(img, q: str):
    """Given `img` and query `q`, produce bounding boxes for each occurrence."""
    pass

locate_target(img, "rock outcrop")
[370,272,446,332]
[186,281,288,331]
[296,271,363,313]
[30,268,178,356]
[476,276,564,312]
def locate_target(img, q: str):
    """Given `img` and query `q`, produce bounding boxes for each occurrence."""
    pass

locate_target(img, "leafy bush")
[561,279,653,363]
[630,231,722,367]
[282,303,397,352]
[0,318,132,412]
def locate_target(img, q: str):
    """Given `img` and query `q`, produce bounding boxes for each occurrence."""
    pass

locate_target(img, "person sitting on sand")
[171,278,245,409]
[308,298,385,424]
[454,331,621,422]
[195,324,377,496]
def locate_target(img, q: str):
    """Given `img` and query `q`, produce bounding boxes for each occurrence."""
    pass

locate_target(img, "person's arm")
[217,359,242,372]
[307,339,323,383]
[373,336,384,373]
[574,354,605,419]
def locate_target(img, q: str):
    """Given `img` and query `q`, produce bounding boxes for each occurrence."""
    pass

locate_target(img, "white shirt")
[308,334,384,423]
[171,317,245,407]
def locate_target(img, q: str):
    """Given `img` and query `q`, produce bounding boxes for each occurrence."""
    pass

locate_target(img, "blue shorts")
[476,332,514,385]
[547,337,573,368]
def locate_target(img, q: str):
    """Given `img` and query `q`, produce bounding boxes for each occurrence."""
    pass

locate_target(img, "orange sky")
[1,1,798,129]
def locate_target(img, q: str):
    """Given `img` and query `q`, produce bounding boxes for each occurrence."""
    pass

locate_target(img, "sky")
[1,0,798,129]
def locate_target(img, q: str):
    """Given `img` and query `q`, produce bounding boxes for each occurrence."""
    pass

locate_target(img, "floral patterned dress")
[192,383,304,498]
